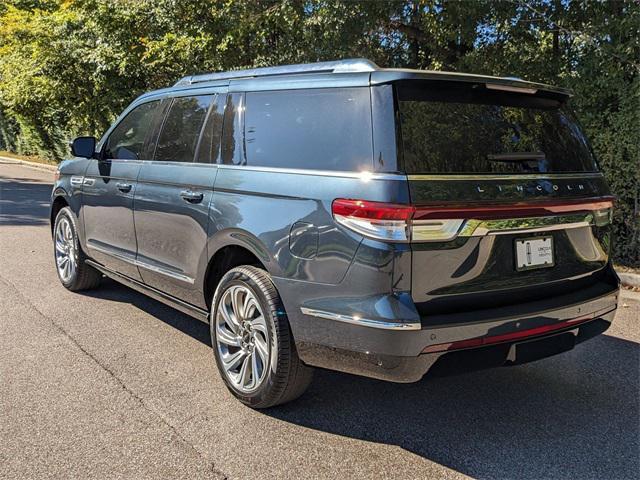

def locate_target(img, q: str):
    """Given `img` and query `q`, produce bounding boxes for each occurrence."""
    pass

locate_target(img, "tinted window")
[196,94,225,163]
[397,82,599,174]
[104,100,160,160]
[155,95,213,163]
[243,88,373,171]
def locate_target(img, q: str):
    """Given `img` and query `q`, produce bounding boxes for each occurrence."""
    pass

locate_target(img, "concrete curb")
[618,272,640,289]
[0,155,58,172]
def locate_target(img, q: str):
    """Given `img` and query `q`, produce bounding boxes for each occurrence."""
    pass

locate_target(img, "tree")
[0,0,637,264]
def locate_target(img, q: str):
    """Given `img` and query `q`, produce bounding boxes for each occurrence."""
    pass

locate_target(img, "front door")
[134,93,224,307]
[82,99,165,280]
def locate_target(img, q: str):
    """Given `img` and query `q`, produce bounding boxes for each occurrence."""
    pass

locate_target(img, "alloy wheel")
[215,285,270,393]
[54,217,76,283]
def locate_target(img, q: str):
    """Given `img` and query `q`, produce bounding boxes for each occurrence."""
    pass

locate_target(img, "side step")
[85,259,210,323]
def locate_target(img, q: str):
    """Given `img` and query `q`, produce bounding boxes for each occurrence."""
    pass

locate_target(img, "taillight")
[331,199,464,242]
[332,199,414,241]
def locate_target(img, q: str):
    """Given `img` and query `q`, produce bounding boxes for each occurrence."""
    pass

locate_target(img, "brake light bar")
[332,197,614,243]
[413,197,615,220]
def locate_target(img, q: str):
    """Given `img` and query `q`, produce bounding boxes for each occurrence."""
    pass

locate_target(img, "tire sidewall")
[211,269,281,407]
[53,207,81,289]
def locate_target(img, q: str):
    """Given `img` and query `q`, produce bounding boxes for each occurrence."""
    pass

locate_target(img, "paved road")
[1,162,638,480]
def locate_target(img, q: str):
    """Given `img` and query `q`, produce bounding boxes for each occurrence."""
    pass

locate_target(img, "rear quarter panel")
[207,167,410,284]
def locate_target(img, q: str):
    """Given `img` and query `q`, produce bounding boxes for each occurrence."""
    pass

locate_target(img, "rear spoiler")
[370,69,572,99]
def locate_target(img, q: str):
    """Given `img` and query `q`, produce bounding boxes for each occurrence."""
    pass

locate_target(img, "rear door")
[133,92,224,307]
[83,99,165,280]
[393,80,614,314]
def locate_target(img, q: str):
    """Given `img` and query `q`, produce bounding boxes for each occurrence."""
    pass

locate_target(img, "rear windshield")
[396,81,598,174]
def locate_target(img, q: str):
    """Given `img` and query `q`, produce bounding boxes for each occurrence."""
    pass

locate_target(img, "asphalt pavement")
[1,162,638,480]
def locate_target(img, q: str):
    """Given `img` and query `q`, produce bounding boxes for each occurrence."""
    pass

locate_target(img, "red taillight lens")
[332,199,465,242]
[332,199,414,241]
[331,199,414,221]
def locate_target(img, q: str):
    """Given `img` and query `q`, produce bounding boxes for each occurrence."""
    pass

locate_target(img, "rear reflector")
[422,313,602,354]
[331,197,614,243]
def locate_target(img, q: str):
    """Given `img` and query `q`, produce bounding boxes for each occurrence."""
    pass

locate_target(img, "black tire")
[211,265,313,408]
[53,207,102,291]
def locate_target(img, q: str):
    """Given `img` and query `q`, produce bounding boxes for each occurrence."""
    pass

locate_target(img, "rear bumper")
[283,279,619,382]
[297,309,616,382]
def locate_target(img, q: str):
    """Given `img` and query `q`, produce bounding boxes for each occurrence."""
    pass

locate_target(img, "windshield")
[396,81,598,174]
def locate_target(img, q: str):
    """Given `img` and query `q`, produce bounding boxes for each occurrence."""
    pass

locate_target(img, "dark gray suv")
[51,59,620,407]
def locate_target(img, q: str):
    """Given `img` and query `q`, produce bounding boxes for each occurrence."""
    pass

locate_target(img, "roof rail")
[174,58,379,87]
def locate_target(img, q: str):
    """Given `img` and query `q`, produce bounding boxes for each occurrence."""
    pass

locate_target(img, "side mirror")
[70,136,96,158]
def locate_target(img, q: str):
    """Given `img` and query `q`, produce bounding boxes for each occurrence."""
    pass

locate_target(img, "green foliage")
[0,0,637,264]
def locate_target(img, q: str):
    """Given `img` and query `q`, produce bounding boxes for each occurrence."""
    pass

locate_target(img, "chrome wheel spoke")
[254,336,268,366]
[55,240,66,254]
[239,355,252,389]
[244,296,258,319]
[231,286,246,320]
[64,223,73,242]
[250,352,261,388]
[222,349,247,372]
[220,301,241,335]
[216,326,241,347]
[250,315,267,335]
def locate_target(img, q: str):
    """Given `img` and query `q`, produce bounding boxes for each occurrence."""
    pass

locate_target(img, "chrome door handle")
[180,190,204,203]
[116,182,132,193]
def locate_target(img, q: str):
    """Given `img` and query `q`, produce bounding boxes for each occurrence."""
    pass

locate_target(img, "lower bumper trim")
[422,305,615,353]
[300,307,422,331]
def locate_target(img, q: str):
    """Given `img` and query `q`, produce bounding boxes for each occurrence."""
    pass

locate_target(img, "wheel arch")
[203,231,277,309]
[50,192,70,235]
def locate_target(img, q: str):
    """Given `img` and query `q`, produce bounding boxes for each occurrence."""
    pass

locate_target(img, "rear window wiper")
[487,152,546,162]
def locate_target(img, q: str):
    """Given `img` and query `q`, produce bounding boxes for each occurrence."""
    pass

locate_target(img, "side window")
[243,88,373,171]
[154,95,213,163]
[104,100,161,160]
[196,94,225,164]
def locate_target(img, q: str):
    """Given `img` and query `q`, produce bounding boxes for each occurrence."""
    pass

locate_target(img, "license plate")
[515,236,554,271]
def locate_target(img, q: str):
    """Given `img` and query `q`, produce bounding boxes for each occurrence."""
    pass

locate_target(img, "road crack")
[0,275,229,480]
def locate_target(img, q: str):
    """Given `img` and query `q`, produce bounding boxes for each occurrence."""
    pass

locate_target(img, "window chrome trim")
[300,307,421,331]
[217,164,405,181]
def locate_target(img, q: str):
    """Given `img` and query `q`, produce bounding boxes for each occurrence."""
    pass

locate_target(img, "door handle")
[116,182,132,193]
[180,190,204,203]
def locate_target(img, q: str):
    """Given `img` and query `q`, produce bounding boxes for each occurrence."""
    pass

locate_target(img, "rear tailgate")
[408,175,614,316]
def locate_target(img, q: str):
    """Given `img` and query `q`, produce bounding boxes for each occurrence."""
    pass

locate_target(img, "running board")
[85,259,210,323]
